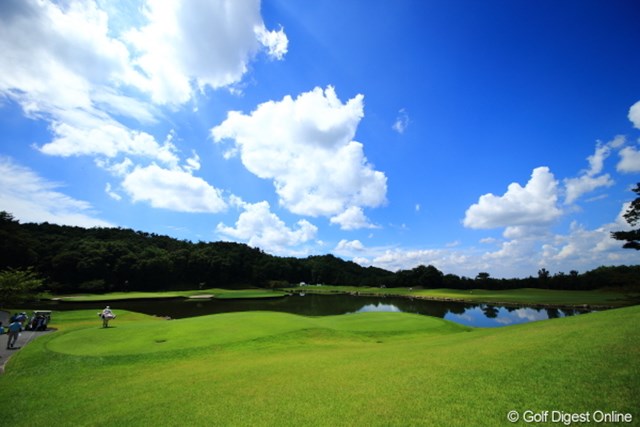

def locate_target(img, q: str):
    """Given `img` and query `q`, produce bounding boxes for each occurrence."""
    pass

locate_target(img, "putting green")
[45,311,470,356]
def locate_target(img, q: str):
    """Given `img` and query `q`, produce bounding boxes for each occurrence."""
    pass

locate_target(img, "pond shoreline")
[27,292,603,328]
[43,286,636,310]
[284,289,621,310]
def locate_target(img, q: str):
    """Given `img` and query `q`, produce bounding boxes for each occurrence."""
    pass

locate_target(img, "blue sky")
[1,0,639,278]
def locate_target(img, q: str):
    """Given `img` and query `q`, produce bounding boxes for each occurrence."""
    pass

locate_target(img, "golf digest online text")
[507,410,633,425]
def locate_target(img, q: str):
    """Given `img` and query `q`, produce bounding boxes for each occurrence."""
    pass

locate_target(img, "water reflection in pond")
[443,305,585,327]
[33,293,591,328]
[349,299,588,327]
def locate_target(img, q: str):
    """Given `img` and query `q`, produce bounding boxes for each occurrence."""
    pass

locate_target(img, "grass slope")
[0,307,638,426]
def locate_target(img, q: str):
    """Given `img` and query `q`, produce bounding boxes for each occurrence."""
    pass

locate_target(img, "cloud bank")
[0,0,287,216]
[0,157,111,227]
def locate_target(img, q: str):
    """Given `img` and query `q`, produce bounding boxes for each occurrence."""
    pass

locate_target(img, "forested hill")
[0,212,394,292]
[1,211,639,293]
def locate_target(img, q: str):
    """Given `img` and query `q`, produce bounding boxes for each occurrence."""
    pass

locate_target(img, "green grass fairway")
[52,286,638,307]
[52,288,287,302]
[0,307,638,426]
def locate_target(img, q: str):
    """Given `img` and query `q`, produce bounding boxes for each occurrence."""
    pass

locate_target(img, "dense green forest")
[1,211,638,293]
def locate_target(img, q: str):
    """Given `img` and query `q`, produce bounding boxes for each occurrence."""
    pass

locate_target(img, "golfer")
[6,318,22,349]
[100,306,116,328]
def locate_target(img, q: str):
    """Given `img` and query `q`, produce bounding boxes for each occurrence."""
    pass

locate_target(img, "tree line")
[1,211,639,294]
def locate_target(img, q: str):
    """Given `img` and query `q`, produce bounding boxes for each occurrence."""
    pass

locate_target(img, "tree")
[476,272,490,281]
[412,265,444,288]
[611,183,640,250]
[0,211,37,269]
[0,268,44,305]
[537,268,550,288]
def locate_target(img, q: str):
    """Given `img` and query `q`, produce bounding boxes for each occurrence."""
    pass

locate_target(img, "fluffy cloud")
[477,201,636,276]
[216,200,317,255]
[96,158,135,177]
[39,119,180,166]
[535,203,635,270]
[212,86,388,225]
[330,206,378,230]
[335,239,365,253]
[351,202,636,278]
[479,238,545,276]
[563,137,621,204]
[0,0,143,116]
[0,0,286,213]
[463,167,562,229]
[1,0,287,116]
[564,174,614,205]
[125,0,288,105]
[629,100,640,129]
[255,24,289,60]
[617,145,640,173]
[0,157,112,227]
[359,247,476,276]
[122,164,227,213]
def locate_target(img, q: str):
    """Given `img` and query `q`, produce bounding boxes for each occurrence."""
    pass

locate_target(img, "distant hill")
[0,211,394,292]
[1,211,638,293]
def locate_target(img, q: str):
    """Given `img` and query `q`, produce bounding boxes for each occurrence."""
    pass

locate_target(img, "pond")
[32,293,592,328]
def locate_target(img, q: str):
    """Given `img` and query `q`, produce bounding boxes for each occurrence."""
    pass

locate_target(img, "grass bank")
[48,286,638,308]
[0,305,638,425]
[289,285,638,307]
[50,288,286,302]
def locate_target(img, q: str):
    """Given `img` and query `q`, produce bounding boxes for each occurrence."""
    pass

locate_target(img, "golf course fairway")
[0,306,638,426]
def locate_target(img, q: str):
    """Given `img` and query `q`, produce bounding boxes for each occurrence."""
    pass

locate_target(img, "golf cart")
[27,310,51,331]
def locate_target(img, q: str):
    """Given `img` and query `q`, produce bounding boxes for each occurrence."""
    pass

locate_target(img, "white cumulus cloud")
[463,167,562,229]
[563,137,620,204]
[330,206,378,230]
[335,239,365,253]
[217,200,317,255]
[125,0,288,105]
[617,145,640,173]
[364,248,474,276]
[212,86,388,226]
[539,203,635,268]
[629,100,640,129]
[122,164,227,213]
[563,174,614,205]
[39,119,180,166]
[255,24,289,60]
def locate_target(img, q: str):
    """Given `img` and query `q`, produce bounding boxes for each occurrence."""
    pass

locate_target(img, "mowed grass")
[52,288,286,302]
[0,306,638,426]
[292,285,638,307]
[52,286,638,307]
